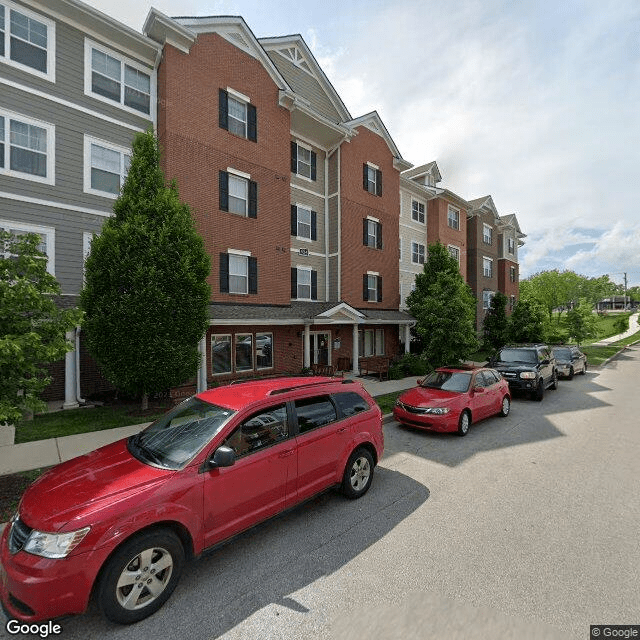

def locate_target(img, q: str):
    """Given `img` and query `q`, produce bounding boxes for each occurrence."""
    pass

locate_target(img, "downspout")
[75,327,85,405]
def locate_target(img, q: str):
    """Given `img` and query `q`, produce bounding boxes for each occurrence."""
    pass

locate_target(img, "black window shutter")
[376,169,383,196]
[363,274,368,301]
[291,142,298,173]
[311,270,317,300]
[291,205,298,235]
[363,164,368,191]
[363,218,368,246]
[291,267,297,298]
[218,89,228,130]
[377,276,383,302]
[219,171,229,211]
[248,180,257,218]
[376,222,383,249]
[219,253,229,293]
[311,211,317,241]
[310,151,317,181]
[248,257,258,294]
[247,104,257,142]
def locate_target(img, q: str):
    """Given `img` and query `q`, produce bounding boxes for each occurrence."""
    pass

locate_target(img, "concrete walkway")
[590,311,639,345]
[0,375,419,476]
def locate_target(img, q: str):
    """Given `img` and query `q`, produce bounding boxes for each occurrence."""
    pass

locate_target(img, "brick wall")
[427,197,467,281]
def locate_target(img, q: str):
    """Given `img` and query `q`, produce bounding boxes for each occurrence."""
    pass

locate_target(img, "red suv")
[1,377,383,624]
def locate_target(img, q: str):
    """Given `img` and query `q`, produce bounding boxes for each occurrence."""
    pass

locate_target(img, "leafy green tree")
[0,231,82,422]
[507,298,547,343]
[81,129,210,409]
[406,242,478,368]
[482,292,509,351]
[564,298,598,344]
[520,270,570,322]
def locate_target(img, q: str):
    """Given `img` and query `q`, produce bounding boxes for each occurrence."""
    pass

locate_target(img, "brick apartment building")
[145,11,414,393]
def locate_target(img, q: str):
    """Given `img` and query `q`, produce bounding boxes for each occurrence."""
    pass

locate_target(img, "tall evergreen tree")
[507,298,547,343]
[406,242,478,369]
[482,291,509,351]
[0,231,82,422]
[81,130,210,409]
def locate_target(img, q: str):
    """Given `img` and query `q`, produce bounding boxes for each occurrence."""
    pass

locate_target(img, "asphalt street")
[3,346,639,639]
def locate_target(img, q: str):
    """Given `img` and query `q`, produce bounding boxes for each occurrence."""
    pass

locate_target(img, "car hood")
[399,387,462,407]
[553,356,571,364]
[492,362,538,373]
[19,439,173,532]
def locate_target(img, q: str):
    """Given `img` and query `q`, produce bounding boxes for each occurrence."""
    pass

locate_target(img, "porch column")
[404,325,411,353]
[303,324,311,368]
[197,336,207,393]
[352,324,359,374]
[63,329,79,409]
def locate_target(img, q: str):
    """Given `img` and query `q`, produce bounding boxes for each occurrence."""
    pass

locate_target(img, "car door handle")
[337,427,347,433]
[279,449,295,458]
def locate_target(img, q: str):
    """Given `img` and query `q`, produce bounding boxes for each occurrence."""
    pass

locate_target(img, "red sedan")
[393,366,511,436]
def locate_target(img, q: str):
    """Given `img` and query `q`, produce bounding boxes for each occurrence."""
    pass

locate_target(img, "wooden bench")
[359,356,391,381]
[310,363,342,377]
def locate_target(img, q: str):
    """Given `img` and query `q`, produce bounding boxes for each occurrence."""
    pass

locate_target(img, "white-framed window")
[483,290,494,310]
[256,332,273,370]
[483,223,493,245]
[211,334,232,374]
[411,199,425,224]
[296,144,312,179]
[229,253,248,294]
[448,206,460,230]
[510,266,517,283]
[227,95,247,138]
[235,333,253,371]
[83,136,131,197]
[0,219,54,275]
[448,245,460,263]
[359,328,385,357]
[367,274,378,302]
[483,257,493,278]
[297,266,312,300]
[411,241,425,265]
[507,237,515,254]
[297,205,312,240]
[0,109,54,184]
[365,164,378,195]
[84,39,154,116]
[366,219,378,248]
[0,2,55,80]
[228,173,248,216]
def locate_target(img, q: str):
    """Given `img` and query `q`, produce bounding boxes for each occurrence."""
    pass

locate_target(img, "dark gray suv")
[489,344,558,401]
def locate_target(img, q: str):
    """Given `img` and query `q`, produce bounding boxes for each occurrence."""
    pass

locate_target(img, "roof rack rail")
[267,377,355,396]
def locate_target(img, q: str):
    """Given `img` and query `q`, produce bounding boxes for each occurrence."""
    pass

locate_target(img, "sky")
[86,0,640,288]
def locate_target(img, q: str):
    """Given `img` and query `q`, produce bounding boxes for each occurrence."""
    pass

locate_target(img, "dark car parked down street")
[489,344,558,401]
[552,346,588,379]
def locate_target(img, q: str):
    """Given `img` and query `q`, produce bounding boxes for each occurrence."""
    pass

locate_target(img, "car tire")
[98,530,185,624]
[499,395,510,417]
[550,371,558,390]
[534,380,544,401]
[568,367,574,380]
[457,410,471,436]
[341,448,374,499]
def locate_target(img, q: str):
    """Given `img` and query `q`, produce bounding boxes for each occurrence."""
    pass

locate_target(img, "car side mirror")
[473,386,485,393]
[417,379,423,386]
[541,359,550,365]
[208,445,236,469]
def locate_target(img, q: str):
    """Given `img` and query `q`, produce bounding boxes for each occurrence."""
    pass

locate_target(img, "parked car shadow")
[386,371,614,468]
[36,468,428,639]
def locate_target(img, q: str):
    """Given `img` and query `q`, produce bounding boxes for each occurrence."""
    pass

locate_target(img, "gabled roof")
[401,161,442,185]
[500,214,527,239]
[259,35,352,123]
[468,195,501,224]
[144,12,291,91]
[347,112,413,171]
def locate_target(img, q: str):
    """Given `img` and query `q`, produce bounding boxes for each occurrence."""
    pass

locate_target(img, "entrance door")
[311,332,330,366]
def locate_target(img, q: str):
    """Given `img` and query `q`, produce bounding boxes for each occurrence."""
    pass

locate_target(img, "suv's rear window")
[333,391,369,417]
[295,396,337,433]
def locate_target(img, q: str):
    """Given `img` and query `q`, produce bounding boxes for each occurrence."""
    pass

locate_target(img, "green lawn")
[15,404,168,444]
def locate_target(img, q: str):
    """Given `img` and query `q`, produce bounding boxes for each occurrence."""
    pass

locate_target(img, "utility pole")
[624,272,628,309]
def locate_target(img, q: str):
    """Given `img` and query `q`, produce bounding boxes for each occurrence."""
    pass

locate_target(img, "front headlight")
[424,407,450,415]
[23,527,90,559]
[519,371,536,379]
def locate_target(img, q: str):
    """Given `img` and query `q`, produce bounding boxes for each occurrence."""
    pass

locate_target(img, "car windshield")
[128,398,235,470]
[553,348,572,360]
[421,371,471,393]
[497,349,537,364]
